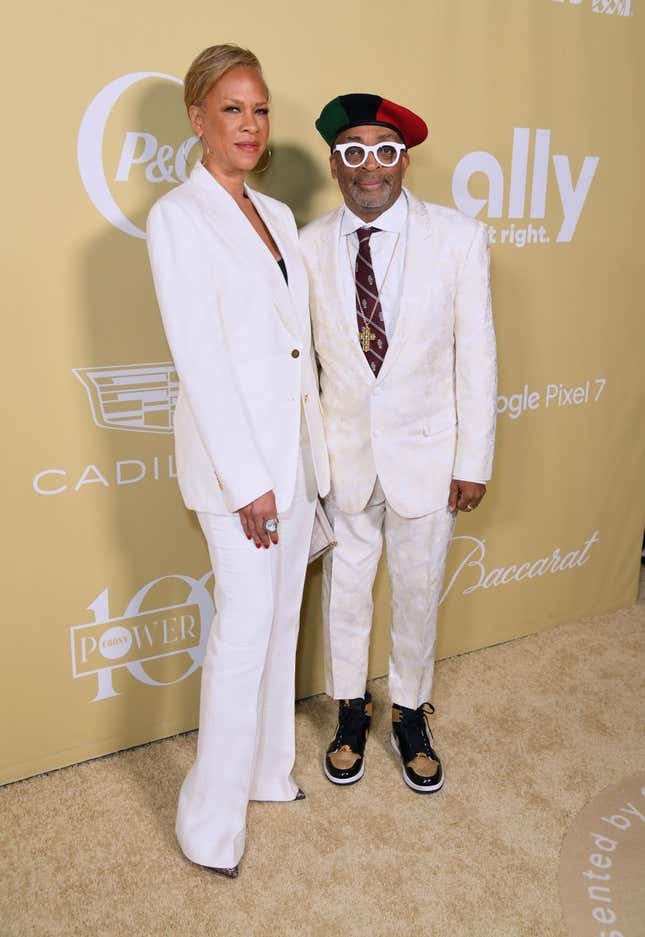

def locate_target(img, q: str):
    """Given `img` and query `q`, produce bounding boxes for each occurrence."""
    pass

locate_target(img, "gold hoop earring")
[252,147,272,174]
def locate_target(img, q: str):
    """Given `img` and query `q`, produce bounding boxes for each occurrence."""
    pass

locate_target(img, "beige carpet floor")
[2,572,644,937]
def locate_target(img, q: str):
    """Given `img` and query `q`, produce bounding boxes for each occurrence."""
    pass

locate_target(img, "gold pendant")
[359,324,376,353]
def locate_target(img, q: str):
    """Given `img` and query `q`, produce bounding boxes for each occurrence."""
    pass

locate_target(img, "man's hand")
[238,490,279,548]
[448,480,486,513]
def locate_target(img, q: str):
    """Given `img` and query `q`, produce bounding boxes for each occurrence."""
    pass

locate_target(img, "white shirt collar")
[341,190,408,236]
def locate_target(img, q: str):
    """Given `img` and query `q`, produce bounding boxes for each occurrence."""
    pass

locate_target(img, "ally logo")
[452,128,600,246]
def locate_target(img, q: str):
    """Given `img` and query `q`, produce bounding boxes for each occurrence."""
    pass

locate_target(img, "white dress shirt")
[340,191,408,339]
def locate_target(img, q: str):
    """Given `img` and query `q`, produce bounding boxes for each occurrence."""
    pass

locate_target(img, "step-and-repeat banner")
[2,0,643,783]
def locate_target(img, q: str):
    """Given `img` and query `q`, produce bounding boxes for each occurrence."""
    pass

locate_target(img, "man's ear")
[400,151,410,179]
[329,154,338,180]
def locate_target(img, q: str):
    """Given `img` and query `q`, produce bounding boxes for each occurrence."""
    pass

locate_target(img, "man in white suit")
[300,93,497,793]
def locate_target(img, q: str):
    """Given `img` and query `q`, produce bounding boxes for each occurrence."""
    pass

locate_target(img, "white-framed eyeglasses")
[333,141,407,168]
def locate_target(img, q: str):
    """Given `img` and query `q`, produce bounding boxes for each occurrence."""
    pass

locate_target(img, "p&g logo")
[77,72,198,239]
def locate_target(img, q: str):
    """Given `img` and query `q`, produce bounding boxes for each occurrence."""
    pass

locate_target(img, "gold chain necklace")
[347,230,400,354]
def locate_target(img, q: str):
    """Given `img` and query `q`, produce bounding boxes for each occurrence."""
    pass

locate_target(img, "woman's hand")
[238,490,279,548]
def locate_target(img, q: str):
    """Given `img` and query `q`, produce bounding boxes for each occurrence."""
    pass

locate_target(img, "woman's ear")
[188,104,203,137]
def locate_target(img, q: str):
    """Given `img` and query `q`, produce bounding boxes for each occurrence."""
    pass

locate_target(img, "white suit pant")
[322,478,456,710]
[176,441,317,869]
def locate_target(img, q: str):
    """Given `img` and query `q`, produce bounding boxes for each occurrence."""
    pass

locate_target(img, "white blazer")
[300,189,497,519]
[147,162,330,515]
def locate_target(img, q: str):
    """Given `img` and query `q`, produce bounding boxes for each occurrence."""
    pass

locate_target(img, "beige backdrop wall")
[2,0,643,784]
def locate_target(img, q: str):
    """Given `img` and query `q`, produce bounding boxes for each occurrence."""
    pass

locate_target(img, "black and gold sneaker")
[391,702,444,794]
[323,692,372,785]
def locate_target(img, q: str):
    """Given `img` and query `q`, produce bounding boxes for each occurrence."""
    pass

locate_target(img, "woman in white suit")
[146,44,330,876]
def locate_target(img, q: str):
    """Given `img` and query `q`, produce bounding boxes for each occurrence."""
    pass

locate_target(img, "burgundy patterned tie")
[355,226,388,376]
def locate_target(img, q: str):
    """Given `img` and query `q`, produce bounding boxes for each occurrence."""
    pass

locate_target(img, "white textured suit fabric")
[147,163,330,868]
[300,189,496,708]
[323,479,455,708]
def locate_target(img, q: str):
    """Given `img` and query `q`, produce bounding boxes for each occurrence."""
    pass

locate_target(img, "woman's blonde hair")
[184,44,264,112]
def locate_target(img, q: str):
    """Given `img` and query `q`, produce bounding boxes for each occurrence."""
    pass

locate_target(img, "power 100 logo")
[70,573,214,701]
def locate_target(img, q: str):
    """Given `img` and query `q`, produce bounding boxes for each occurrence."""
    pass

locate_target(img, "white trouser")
[176,436,317,869]
[322,478,456,711]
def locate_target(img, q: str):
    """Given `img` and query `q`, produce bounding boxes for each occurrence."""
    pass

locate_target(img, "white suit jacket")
[147,162,330,515]
[299,189,496,518]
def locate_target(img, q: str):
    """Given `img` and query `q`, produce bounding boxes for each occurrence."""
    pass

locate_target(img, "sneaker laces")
[333,700,367,754]
[398,703,436,761]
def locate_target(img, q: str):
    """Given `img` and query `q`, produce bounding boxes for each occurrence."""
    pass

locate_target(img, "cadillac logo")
[74,362,178,434]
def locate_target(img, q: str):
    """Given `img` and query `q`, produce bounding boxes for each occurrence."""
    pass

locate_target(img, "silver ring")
[466,505,474,512]
[264,518,278,534]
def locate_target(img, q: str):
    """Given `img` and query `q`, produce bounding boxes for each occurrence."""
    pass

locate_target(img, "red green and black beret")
[315,93,428,150]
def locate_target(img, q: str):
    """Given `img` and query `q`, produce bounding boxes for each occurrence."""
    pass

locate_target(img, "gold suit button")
[291,349,300,358]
